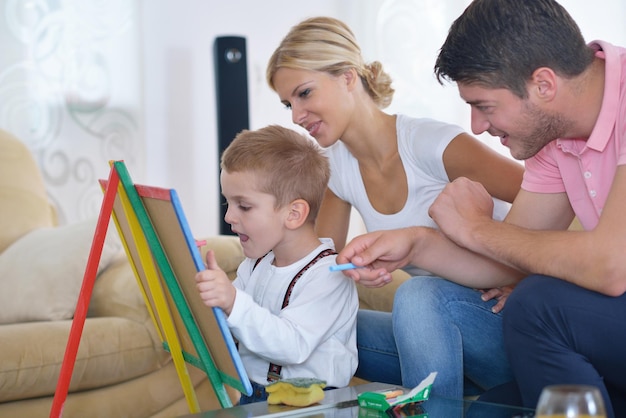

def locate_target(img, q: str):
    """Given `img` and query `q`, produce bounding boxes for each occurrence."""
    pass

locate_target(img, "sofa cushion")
[0,218,122,324]
[0,129,56,253]
[0,317,168,403]
[356,269,411,312]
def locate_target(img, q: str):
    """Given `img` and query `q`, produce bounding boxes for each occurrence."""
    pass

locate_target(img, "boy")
[196,125,358,404]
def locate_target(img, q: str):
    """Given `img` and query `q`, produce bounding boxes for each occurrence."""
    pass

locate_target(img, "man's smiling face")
[459,82,569,160]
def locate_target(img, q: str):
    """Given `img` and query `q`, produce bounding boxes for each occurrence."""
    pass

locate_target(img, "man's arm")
[337,176,573,290]
[432,167,626,296]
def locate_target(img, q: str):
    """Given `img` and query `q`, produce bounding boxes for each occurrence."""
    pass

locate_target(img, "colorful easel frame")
[50,161,251,418]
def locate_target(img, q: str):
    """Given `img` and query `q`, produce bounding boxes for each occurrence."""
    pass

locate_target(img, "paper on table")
[393,372,437,404]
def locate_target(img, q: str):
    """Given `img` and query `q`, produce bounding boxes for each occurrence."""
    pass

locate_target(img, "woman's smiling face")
[272,67,354,148]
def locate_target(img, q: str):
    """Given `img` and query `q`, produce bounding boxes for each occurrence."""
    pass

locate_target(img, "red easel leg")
[49,167,120,418]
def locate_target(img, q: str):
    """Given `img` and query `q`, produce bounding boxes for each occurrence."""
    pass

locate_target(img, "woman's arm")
[315,188,352,250]
[336,225,525,288]
[443,133,524,203]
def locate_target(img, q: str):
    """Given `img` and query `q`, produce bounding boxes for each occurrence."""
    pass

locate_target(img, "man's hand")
[429,177,494,248]
[195,250,236,314]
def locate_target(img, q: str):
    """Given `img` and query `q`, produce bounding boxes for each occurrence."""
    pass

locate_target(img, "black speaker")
[214,36,249,235]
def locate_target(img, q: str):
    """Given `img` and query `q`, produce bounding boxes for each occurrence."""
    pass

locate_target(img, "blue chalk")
[329,263,359,272]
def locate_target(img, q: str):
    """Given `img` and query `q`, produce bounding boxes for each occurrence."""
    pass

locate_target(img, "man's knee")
[505,274,560,332]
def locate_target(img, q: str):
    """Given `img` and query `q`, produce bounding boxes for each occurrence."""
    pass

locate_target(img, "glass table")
[178,382,535,417]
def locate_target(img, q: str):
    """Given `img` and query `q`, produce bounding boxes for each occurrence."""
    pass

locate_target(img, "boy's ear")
[285,199,310,229]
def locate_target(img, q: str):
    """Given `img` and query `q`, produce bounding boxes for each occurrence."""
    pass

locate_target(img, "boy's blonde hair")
[220,125,330,223]
[266,16,394,109]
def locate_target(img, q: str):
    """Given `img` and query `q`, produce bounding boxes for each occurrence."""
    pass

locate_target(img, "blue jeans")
[504,275,626,418]
[356,276,512,398]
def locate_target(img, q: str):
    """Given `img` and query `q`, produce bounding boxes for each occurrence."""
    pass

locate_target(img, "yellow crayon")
[383,389,404,399]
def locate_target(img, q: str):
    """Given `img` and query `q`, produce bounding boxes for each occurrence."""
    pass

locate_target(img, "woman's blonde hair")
[267,16,394,109]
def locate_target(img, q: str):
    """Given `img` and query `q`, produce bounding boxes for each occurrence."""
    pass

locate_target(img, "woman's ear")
[285,199,310,229]
[344,68,359,91]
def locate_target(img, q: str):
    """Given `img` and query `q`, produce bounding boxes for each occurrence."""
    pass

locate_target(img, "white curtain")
[0,0,143,224]
[343,0,626,156]
[338,0,625,239]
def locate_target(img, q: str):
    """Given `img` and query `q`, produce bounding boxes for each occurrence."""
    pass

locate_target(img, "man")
[337,0,626,416]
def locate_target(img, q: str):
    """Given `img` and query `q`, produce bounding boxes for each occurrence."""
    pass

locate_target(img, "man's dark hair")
[434,0,595,98]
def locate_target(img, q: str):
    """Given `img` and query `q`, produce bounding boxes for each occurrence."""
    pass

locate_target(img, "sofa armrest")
[89,235,245,322]
[196,235,409,312]
[92,234,405,320]
[197,235,245,280]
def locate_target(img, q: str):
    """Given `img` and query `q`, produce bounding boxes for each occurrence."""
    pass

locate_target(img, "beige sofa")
[0,129,408,417]
[0,129,247,417]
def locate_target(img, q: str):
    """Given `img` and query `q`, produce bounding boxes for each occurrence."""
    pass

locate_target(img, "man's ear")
[285,199,310,230]
[530,67,558,102]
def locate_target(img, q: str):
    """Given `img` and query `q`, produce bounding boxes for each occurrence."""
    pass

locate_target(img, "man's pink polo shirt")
[522,40,626,231]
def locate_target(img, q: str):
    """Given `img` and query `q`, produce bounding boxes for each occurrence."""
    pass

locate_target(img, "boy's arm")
[227,262,356,365]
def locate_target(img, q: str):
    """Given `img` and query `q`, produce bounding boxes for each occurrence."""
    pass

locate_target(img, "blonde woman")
[266,16,524,399]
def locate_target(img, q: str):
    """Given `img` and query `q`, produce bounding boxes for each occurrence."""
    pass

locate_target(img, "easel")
[50,161,251,418]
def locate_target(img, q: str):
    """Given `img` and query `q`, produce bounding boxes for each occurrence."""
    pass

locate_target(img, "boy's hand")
[195,250,236,315]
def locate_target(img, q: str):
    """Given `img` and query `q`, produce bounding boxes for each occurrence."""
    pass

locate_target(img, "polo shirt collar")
[556,40,621,154]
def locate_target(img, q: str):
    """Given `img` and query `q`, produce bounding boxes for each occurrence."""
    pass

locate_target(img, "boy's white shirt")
[227,238,359,387]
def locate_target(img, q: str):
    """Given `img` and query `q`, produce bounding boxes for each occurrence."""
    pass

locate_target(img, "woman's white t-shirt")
[325,114,511,276]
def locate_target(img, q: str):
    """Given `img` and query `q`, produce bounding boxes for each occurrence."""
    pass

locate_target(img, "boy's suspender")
[252,248,336,382]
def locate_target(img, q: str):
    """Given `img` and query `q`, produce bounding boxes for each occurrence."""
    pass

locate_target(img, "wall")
[1,1,624,238]
[141,0,345,237]
[141,0,626,238]
[0,0,143,224]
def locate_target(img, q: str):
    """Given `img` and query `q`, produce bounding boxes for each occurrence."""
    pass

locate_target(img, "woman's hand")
[480,284,515,313]
[337,228,419,285]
